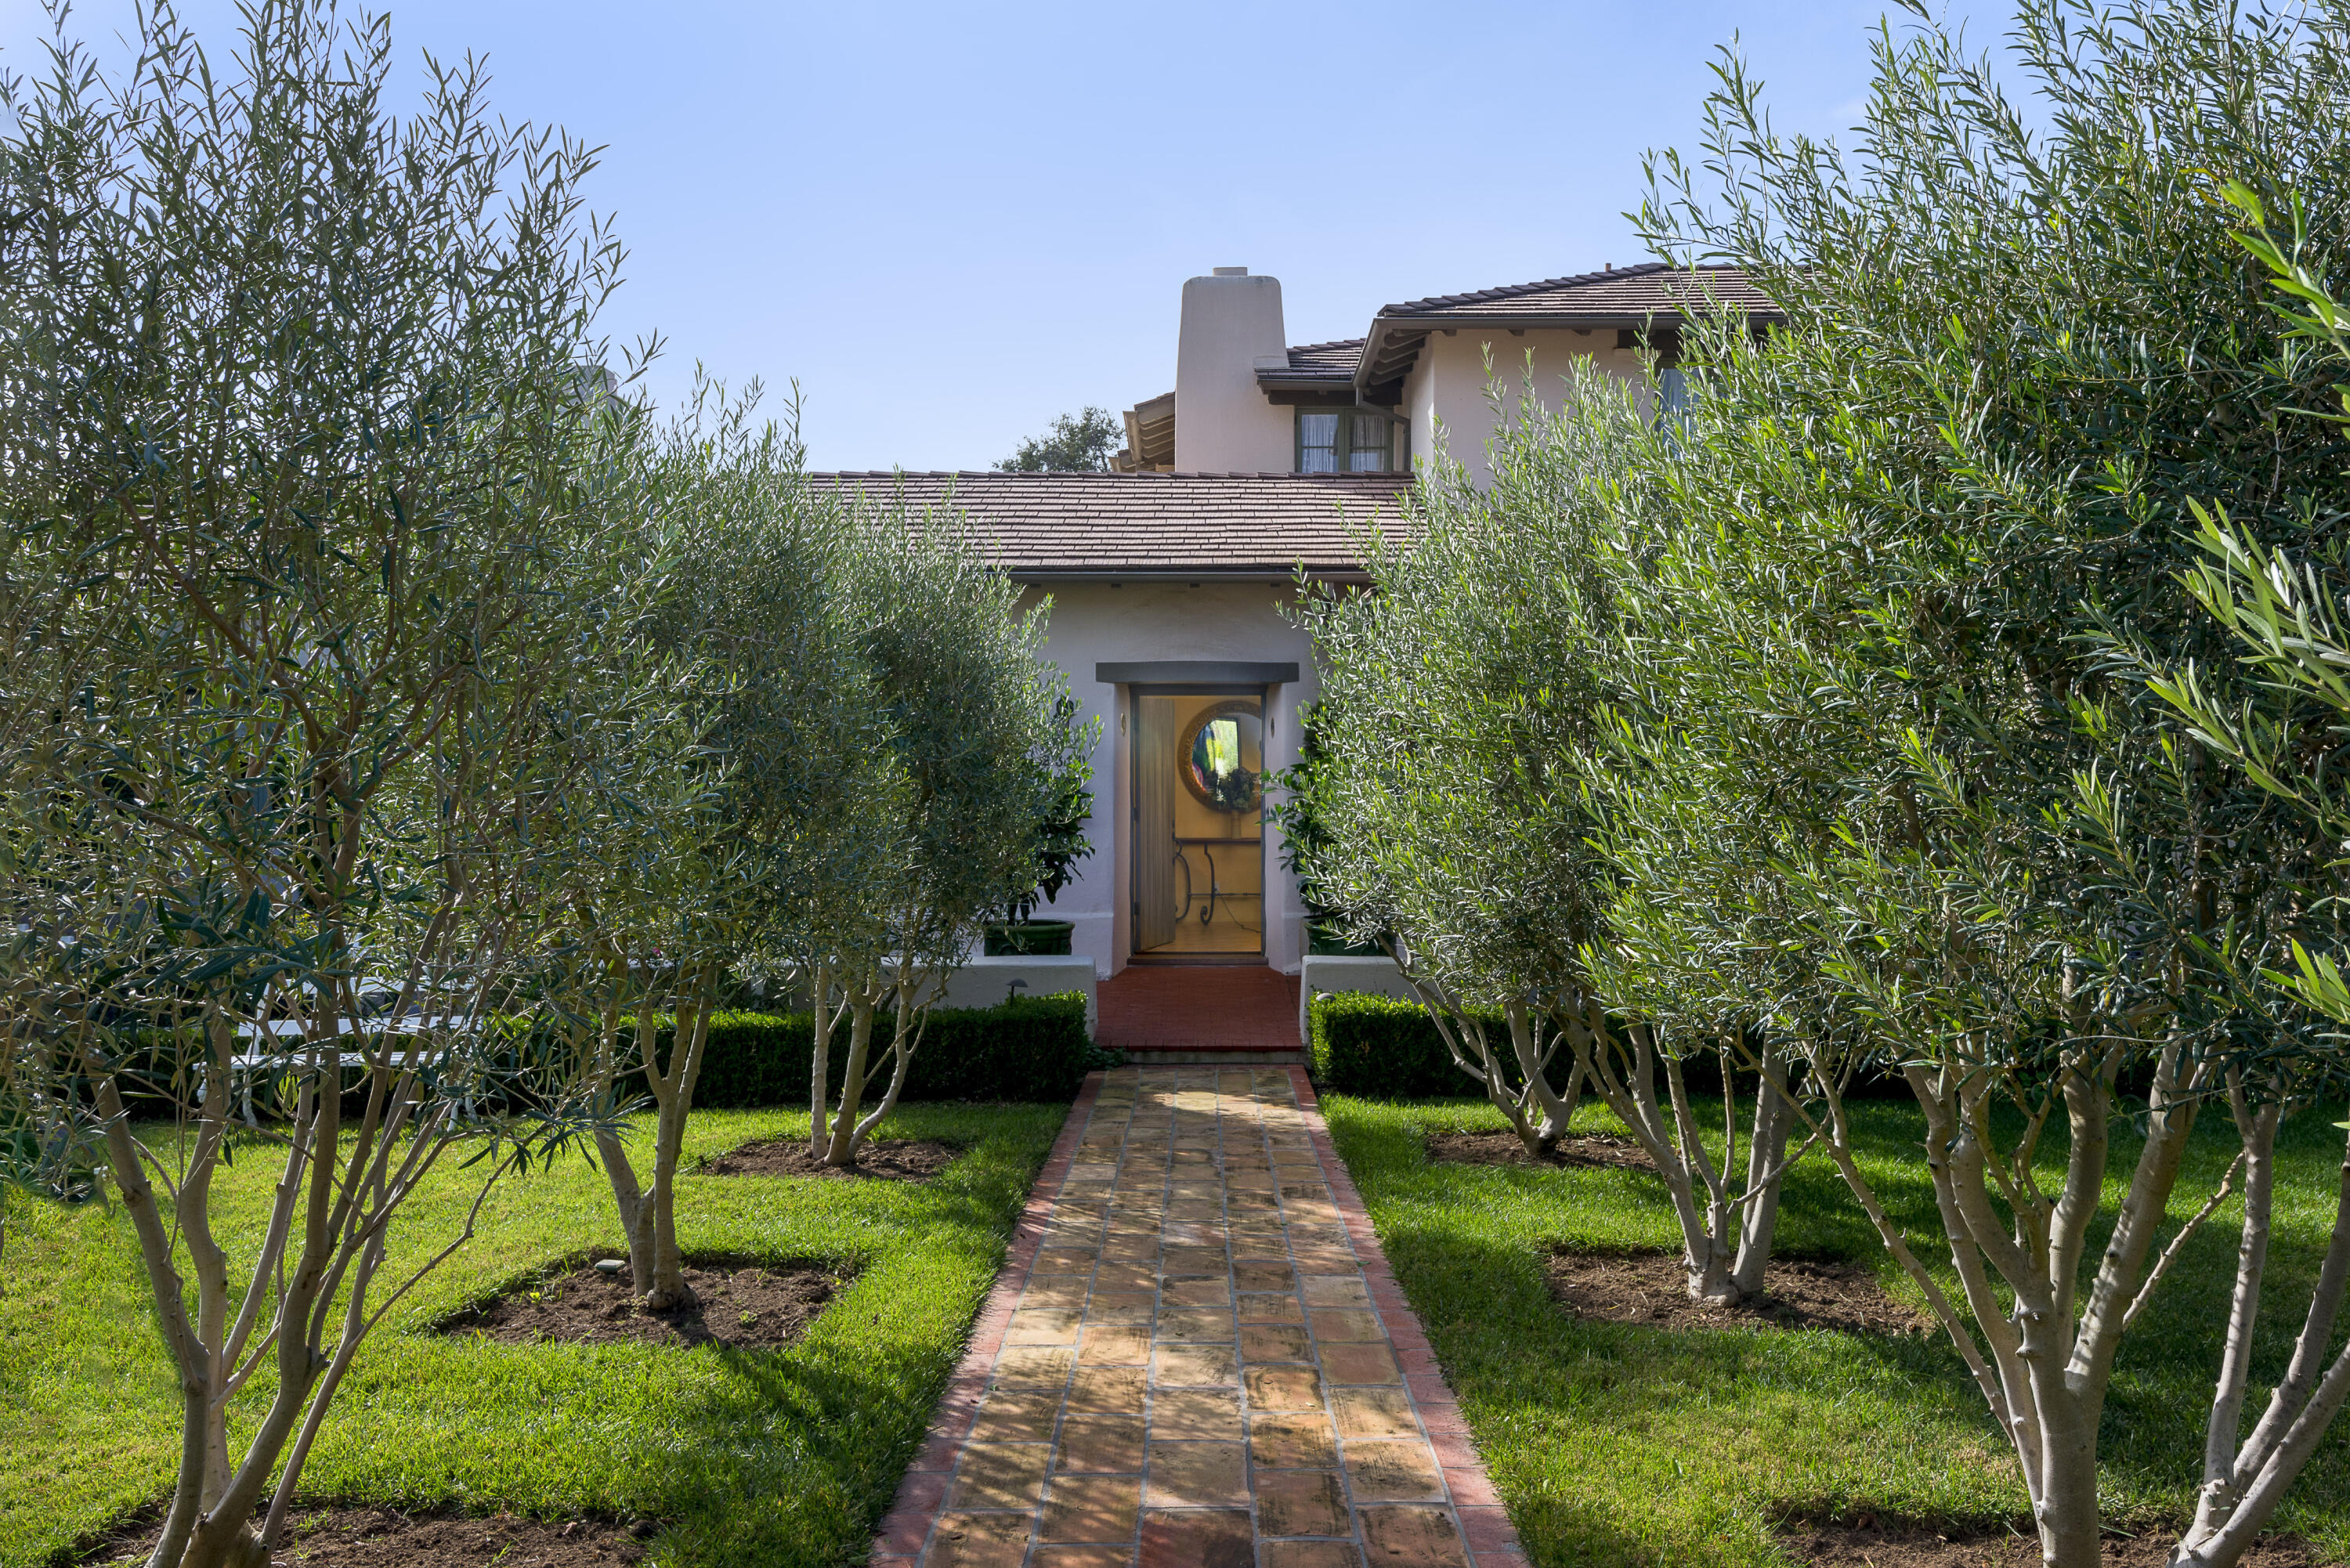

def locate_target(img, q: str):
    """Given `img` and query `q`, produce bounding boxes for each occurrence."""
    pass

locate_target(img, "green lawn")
[1321,1093,2350,1568]
[2,1102,1066,1568]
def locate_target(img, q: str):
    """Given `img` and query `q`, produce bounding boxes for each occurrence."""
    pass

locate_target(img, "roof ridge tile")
[1380,262,1670,316]
[1376,260,1770,319]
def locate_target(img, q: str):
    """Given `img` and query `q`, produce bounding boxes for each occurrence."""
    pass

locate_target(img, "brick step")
[1115,1047,1306,1065]
[1095,965,1303,1060]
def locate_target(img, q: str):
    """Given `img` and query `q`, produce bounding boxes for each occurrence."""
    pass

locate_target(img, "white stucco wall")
[1174,273,1296,473]
[1014,579,1319,978]
[1399,328,1650,486]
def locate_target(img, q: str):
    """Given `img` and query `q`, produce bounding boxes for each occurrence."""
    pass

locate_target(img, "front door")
[1131,691,1265,959]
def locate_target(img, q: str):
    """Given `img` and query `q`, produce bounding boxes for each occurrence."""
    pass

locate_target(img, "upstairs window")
[1296,410,1391,473]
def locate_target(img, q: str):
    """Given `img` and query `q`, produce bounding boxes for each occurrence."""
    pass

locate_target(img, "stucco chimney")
[1176,269,1289,472]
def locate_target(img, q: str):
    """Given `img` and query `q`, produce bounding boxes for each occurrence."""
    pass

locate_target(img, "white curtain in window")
[1297,412,1339,473]
[1347,414,1388,471]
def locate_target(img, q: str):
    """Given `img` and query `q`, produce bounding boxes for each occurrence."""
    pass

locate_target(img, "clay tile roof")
[1381,262,1776,322]
[808,470,1412,578]
[1271,338,1366,381]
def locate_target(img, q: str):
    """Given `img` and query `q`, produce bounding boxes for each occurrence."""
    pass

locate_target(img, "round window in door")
[1181,702,1263,813]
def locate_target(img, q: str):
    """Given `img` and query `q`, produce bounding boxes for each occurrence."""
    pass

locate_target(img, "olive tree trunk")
[1563,997,1809,1305]
[1755,1030,2350,1568]
[1388,942,1582,1157]
[588,985,656,1288]
[808,962,835,1159]
[2170,1100,2350,1568]
[592,964,719,1310]
[78,974,533,1568]
[819,957,940,1168]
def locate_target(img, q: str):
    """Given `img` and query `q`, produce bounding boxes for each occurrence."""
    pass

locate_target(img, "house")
[818,262,1772,988]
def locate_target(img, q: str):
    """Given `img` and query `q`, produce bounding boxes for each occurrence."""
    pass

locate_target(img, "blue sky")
[1,2,1998,471]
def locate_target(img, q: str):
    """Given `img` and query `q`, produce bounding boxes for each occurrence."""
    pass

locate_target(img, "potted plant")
[985,696,1097,957]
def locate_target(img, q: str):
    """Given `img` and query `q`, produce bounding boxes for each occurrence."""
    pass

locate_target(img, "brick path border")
[1285,1068,1528,1568]
[873,1072,1107,1563]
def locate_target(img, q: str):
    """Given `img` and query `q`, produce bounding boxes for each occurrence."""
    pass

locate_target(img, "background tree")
[995,406,1123,472]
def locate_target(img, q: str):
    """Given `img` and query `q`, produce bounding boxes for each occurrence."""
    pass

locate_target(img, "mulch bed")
[1425,1126,1658,1173]
[87,1505,651,1566]
[1546,1248,1933,1335]
[438,1255,853,1350]
[699,1136,959,1182]
[1779,1518,2324,1568]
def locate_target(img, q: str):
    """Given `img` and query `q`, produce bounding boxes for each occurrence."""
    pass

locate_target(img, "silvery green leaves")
[0,4,642,1563]
[1624,5,2350,1566]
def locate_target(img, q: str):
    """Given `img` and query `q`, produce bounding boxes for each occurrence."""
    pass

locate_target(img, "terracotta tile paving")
[873,1067,1526,1568]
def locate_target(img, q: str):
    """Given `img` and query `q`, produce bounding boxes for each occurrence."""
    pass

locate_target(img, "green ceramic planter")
[1307,920,1387,958]
[983,919,1075,957]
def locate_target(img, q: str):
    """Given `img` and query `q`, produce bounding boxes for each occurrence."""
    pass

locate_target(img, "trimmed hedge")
[49,992,1097,1120]
[1310,992,1604,1100]
[627,990,1095,1107]
[1309,992,1488,1097]
[1307,992,1914,1103]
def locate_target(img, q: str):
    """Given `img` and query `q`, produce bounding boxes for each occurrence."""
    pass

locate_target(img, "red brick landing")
[1097,966,1303,1062]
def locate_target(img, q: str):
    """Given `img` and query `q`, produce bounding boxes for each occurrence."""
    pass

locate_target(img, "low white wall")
[882,953,1098,1034]
[940,955,1097,1034]
[1297,953,1418,1046]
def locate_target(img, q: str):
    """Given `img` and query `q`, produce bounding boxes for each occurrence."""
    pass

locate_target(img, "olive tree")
[2130,187,2350,1568]
[1292,363,1817,1304]
[1630,4,2350,1563]
[798,492,1078,1168]
[0,5,638,1563]
[544,387,863,1307]
[1289,389,1596,1158]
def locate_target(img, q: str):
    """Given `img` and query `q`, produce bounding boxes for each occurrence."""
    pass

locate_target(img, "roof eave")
[1373,306,1781,333]
[1352,304,1783,396]
[1253,374,1357,391]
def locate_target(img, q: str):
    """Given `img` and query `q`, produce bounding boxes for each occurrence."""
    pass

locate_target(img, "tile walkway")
[872,1067,1525,1568]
